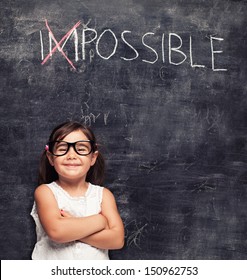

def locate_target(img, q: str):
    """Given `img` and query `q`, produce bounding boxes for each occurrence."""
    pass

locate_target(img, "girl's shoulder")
[90,183,109,192]
[34,183,50,193]
[88,183,116,204]
[34,182,56,200]
[99,186,117,203]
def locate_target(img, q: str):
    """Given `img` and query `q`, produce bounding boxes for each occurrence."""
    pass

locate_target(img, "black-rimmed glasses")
[47,140,95,156]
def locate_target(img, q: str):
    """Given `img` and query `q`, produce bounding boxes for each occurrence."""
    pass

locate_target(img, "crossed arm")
[34,185,124,249]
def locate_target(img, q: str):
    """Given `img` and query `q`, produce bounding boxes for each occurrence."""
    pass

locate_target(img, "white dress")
[31,181,109,260]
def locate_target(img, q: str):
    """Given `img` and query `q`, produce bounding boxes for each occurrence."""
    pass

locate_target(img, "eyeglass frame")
[46,140,95,156]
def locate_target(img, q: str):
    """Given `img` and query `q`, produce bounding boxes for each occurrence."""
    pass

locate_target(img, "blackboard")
[0,0,247,260]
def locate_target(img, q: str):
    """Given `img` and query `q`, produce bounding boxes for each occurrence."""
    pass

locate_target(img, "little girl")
[31,121,124,260]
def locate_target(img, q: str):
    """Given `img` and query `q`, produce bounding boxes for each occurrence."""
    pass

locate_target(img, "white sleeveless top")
[31,181,109,260]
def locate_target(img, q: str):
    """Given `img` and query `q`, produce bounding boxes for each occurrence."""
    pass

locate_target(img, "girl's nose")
[66,146,77,158]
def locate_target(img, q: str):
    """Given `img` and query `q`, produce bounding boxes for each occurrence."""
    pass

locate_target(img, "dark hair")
[38,121,105,186]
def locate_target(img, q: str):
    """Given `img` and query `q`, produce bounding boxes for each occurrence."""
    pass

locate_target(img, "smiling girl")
[31,121,124,260]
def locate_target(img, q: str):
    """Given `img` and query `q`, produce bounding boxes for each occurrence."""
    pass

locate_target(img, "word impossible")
[40,20,227,71]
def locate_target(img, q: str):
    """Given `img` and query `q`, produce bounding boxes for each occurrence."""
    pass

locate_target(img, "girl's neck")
[56,178,89,197]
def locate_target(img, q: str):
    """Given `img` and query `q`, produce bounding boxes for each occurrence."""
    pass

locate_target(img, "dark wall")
[0,0,247,259]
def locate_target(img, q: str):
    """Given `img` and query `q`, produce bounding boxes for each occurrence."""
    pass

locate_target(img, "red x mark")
[41,20,81,69]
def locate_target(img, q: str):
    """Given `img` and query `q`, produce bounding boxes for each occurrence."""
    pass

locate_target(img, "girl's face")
[47,129,98,182]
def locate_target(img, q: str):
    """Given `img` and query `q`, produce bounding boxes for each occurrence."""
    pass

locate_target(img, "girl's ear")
[46,152,55,166]
[90,151,99,166]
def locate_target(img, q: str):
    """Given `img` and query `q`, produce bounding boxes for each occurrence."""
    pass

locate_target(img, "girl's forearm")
[47,214,107,243]
[79,227,124,249]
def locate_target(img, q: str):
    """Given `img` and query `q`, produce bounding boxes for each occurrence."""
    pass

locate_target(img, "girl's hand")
[60,209,72,218]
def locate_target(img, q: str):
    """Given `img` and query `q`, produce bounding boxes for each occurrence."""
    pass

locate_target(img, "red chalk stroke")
[41,20,81,69]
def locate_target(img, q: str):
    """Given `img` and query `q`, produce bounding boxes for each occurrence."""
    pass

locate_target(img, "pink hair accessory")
[45,145,49,151]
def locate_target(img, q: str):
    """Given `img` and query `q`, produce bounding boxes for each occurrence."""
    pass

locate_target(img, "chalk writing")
[41,20,81,69]
[40,19,227,71]
[210,36,227,71]
[125,220,148,249]
[80,102,110,126]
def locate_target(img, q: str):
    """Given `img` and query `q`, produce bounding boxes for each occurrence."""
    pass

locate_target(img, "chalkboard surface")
[0,0,247,259]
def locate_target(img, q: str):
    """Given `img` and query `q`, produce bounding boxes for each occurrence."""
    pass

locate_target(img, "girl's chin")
[64,165,81,169]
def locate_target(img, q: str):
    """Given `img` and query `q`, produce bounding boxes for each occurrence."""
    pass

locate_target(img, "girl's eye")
[76,144,90,153]
[56,144,68,151]
[78,146,88,151]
